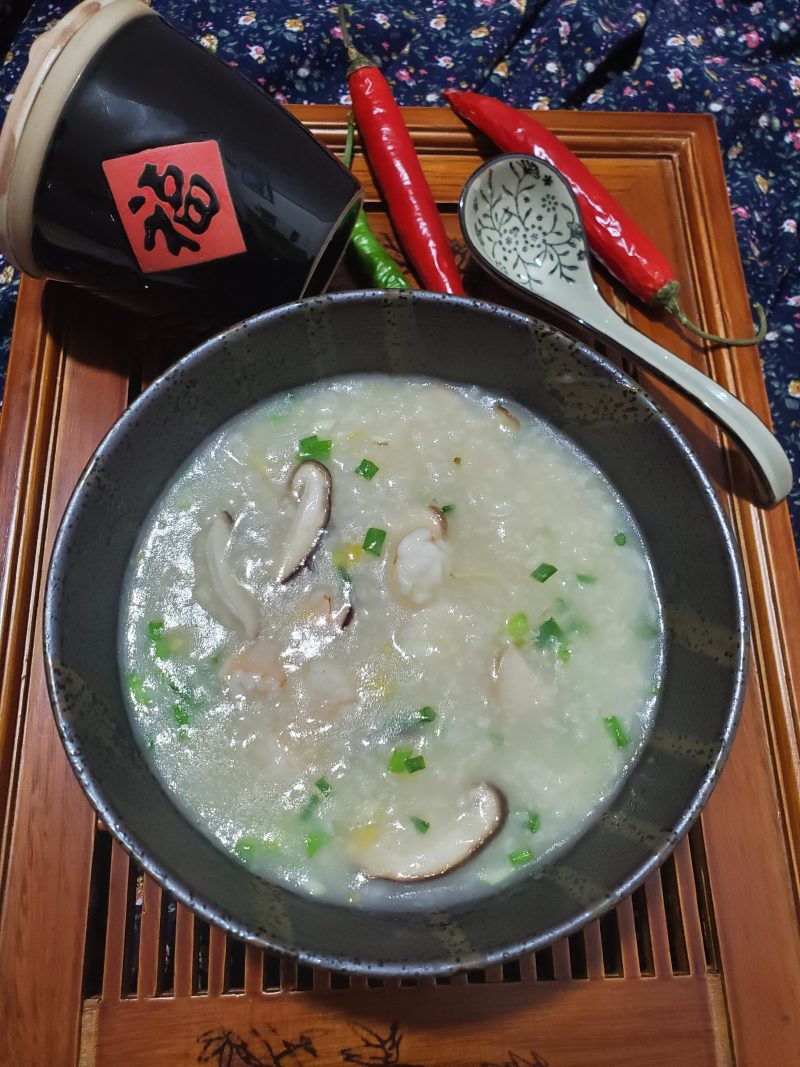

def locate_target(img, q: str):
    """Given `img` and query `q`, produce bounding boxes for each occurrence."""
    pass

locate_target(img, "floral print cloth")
[0,0,797,537]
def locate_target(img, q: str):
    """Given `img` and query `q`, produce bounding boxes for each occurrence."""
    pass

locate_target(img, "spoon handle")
[589,303,792,505]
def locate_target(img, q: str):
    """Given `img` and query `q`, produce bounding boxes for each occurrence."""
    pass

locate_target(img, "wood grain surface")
[0,106,797,1067]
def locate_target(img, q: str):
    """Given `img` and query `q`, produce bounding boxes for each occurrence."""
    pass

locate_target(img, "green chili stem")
[655,281,767,346]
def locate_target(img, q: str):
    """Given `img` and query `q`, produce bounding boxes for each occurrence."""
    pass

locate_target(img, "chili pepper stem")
[654,280,767,346]
[337,4,373,73]
[343,110,355,169]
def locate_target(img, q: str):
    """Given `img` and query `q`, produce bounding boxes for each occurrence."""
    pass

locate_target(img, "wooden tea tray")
[0,106,798,1066]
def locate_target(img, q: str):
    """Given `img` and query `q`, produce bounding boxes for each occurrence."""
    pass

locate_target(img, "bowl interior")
[44,290,746,974]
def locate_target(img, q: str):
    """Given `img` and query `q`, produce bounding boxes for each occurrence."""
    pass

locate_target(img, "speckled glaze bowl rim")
[43,289,748,975]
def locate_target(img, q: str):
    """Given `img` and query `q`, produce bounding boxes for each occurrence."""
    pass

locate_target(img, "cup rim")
[0,0,155,274]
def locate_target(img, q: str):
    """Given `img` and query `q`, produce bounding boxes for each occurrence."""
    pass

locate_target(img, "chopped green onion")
[509,848,535,867]
[147,619,178,659]
[172,703,190,728]
[614,532,627,546]
[557,642,572,663]
[651,685,661,697]
[234,836,279,863]
[331,544,352,583]
[576,573,597,585]
[297,433,332,460]
[306,830,329,857]
[128,673,150,705]
[418,706,437,723]
[488,729,504,747]
[531,563,557,583]
[410,816,430,834]
[299,793,321,821]
[155,635,174,659]
[315,776,333,797]
[440,504,455,514]
[362,527,387,556]
[355,458,379,480]
[506,612,529,642]
[526,812,541,833]
[536,616,564,649]
[604,715,630,748]
[405,755,426,773]
[634,619,659,639]
[388,747,413,773]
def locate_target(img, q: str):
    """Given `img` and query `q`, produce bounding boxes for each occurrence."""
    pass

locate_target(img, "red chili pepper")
[338,7,464,296]
[445,89,765,346]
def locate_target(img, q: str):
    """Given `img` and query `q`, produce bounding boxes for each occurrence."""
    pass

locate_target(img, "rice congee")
[121,375,662,907]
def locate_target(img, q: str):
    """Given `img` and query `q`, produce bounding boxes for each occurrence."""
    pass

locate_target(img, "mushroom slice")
[387,507,449,609]
[275,461,332,583]
[205,511,260,639]
[494,645,547,719]
[353,783,507,882]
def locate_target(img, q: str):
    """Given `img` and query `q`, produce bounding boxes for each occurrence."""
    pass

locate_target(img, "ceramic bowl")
[44,290,746,975]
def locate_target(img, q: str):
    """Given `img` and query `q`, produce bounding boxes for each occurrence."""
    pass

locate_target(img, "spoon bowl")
[459,154,792,506]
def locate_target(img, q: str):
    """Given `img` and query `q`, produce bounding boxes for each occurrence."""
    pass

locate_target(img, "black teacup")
[0,0,362,330]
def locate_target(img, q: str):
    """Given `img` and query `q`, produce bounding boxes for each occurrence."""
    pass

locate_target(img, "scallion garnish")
[535,616,564,648]
[315,776,333,797]
[418,706,437,723]
[634,619,659,639]
[509,848,535,866]
[614,532,627,546]
[576,573,597,585]
[355,458,379,480]
[172,703,190,728]
[147,619,178,659]
[332,541,362,582]
[557,643,572,663]
[297,433,332,460]
[604,715,630,748]
[441,504,455,514]
[299,793,321,821]
[488,729,504,747]
[128,673,150,705]
[526,811,541,833]
[388,747,413,773]
[306,830,329,857]
[532,563,557,583]
[411,816,430,834]
[405,755,426,773]
[234,836,279,863]
[362,527,387,556]
[506,612,529,642]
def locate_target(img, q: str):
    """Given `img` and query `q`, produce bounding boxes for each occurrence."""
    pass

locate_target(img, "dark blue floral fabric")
[0,0,797,539]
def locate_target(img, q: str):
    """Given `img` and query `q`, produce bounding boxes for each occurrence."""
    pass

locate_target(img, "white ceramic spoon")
[459,153,792,506]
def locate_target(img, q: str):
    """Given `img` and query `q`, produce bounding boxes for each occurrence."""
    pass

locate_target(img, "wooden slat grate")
[82,823,718,1003]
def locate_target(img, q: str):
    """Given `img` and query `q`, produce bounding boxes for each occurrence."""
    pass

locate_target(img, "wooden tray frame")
[0,106,798,1066]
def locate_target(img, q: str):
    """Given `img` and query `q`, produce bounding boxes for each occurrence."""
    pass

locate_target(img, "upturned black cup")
[0,0,362,330]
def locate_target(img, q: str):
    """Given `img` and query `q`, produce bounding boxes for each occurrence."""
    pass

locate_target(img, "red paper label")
[102,140,246,274]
